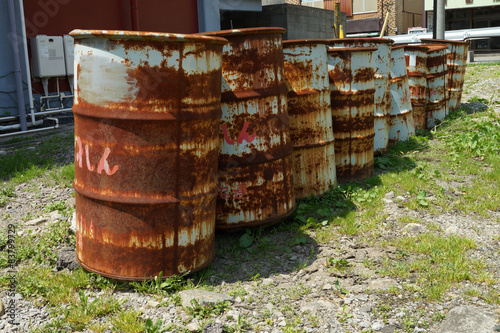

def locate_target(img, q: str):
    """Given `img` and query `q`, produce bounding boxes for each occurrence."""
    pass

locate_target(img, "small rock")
[25,217,48,226]
[368,278,399,291]
[385,191,395,199]
[203,322,225,333]
[403,223,423,233]
[322,284,332,290]
[437,305,497,333]
[262,278,274,285]
[380,325,396,333]
[300,300,337,313]
[372,321,384,331]
[359,321,371,328]
[0,299,4,317]
[396,196,405,202]
[359,305,372,313]
[382,198,394,204]
[178,290,233,308]
[445,226,459,235]
[235,296,243,303]
[70,213,77,233]
[304,262,319,273]
[56,247,80,271]
[278,320,287,327]
[187,322,200,332]
[146,300,159,308]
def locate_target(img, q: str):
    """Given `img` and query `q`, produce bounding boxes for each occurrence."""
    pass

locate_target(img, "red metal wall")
[23,0,199,94]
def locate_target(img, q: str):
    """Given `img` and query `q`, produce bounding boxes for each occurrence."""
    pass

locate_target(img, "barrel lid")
[420,38,469,45]
[69,29,228,45]
[283,39,329,46]
[327,46,378,53]
[328,37,393,45]
[199,27,286,37]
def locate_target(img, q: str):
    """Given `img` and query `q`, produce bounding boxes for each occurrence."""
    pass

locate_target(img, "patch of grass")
[185,299,231,320]
[130,272,191,295]
[380,233,487,300]
[110,309,145,333]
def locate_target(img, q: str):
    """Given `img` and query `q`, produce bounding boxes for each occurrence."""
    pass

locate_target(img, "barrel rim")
[391,45,406,50]
[70,29,228,45]
[420,38,469,45]
[403,44,431,52]
[421,44,448,53]
[283,39,329,46]
[199,27,286,37]
[327,46,377,53]
[327,37,394,45]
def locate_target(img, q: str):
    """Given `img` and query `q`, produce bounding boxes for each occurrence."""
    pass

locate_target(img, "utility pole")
[435,0,445,39]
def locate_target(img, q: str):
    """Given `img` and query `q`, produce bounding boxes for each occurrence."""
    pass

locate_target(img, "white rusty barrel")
[283,39,336,199]
[329,38,393,155]
[201,28,295,229]
[404,45,428,130]
[71,29,226,280]
[327,47,376,183]
[389,46,415,144]
[420,39,470,112]
[424,44,448,128]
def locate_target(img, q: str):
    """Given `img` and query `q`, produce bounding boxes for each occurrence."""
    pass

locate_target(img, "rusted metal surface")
[328,38,393,155]
[327,46,376,183]
[423,43,448,128]
[283,39,336,199]
[71,29,226,280]
[420,39,469,112]
[389,46,415,145]
[201,28,295,229]
[404,45,428,130]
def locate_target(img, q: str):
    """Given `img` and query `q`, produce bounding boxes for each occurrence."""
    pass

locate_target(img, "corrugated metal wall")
[0,0,30,119]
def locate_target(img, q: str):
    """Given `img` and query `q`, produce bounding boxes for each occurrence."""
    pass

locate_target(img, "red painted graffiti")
[75,137,119,176]
[222,121,256,145]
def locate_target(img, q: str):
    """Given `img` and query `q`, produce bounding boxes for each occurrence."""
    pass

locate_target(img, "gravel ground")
[0,63,499,333]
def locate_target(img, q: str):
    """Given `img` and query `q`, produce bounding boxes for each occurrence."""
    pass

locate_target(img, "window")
[352,0,377,14]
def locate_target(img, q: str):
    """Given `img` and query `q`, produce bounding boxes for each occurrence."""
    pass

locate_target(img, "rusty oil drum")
[424,44,448,128]
[404,45,428,130]
[420,39,469,112]
[202,28,295,229]
[329,38,393,155]
[283,39,336,199]
[71,30,226,280]
[327,47,376,183]
[389,46,415,144]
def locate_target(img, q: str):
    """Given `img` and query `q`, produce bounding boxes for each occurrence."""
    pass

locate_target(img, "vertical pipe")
[334,3,340,38]
[436,0,445,39]
[433,0,437,39]
[7,0,28,131]
[130,0,139,31]
[18,0,36,124]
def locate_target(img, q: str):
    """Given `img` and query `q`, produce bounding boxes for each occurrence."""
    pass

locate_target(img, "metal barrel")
[423,44,448,128]
[283,40,336,199]
[389,46,415,144]
[328,38,393,155]
[420,39,470,112]
[71,29,226,280]
[201,28,295,229]
[404,45,428,130]
[327,47,376,183]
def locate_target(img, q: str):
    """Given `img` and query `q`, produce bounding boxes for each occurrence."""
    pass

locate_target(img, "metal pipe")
[433,0,437,39]
[0,118,58,138]
[34,108,72,116]
[0,120,43,131]
[380,10,391,38]
[6,0,28,131]
[17,0,36,125]
[130,0,139,31]
[389,27,500,44]
[436,0,445,39]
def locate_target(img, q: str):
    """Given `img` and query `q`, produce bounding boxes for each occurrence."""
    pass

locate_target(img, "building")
[425,0,500,52]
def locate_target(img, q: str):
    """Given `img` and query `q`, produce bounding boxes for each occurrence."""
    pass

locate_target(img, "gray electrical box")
[30,35,66,77]
[63,35,74,76]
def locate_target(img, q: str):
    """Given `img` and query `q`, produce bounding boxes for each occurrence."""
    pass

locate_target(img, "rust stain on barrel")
[71,29,226,280]
[201,28,295,229]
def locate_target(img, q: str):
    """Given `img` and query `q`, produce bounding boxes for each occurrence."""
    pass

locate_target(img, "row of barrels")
[70,28,468,280]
